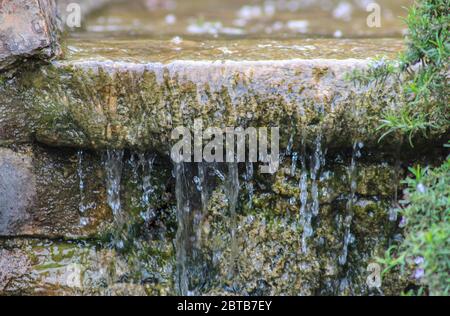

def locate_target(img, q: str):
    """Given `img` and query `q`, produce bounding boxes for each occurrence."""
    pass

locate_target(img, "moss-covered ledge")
[4,38,447,154]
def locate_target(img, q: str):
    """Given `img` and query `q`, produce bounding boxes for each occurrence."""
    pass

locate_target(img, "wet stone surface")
[0,149,416,296]
[0,37,412,153]
[0,0,440,297]
[0,238,148,295]
[0,145,113,238]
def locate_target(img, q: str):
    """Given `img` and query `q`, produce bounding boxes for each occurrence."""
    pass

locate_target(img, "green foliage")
[350,0,449,144]
[345,56,399,86]
[377,107,435,146]
[362,1,450,295]
[379,157,450,296]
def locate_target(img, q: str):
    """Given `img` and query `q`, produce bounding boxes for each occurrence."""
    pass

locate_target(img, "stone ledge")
[0,238,149,295]
[1,38,417,153]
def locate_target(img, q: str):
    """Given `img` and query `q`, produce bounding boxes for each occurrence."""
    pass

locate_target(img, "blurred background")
[66,0,413,39]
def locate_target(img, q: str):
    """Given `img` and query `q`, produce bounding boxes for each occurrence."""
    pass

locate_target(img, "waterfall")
[338,141,363,265]
[389,157,402,222]
[297,132,325,254]
[194,162,209,250]
[104,149,125,249]
[291,151,298,176]
[226,163,240,279]
[105,149,124,216]
[174,162,209,296]
[310,134,323,217]
[197,162,208,214]
[77,150,89,227]
[139,153,156,209]
[299,136,311,254]
[174,162,192,296]
[77,150,86,213]
[244,161,254,208]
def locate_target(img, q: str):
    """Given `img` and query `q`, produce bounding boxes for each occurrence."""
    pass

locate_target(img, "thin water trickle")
[297,132,325,254]
[77,150,95,217]
[174,162,210,296]
[299,136,310,254]
[338,141,363,265]
[244,161,254,208]
[291,151,298,176]
[389,154,402,222]
[140,153,156,208]
[174,162,192,296]
[77,150,85,212]
[77,150,90,228]
[226,163,240,279]
[310,134,323,217]
[286,133,294,156]
[104,149,125,251]
[104,149,124,217]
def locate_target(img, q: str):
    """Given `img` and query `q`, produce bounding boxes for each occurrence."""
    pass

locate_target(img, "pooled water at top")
[64,0,410,65]
[79,0,412,39]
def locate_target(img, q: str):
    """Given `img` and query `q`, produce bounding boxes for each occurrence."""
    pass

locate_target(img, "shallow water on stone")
[64,36,404,63]
[62,0,407,66]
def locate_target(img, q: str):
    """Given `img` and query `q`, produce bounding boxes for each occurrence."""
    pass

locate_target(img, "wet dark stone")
[0,147,35,235]
[0,145,112,238]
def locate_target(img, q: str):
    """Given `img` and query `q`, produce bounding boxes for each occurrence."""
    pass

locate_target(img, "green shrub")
[347,0,449,144]
[379,157,449,296]
[354,0,450,295]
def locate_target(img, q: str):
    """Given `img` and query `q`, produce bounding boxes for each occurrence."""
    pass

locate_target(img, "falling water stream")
[105,150,125,217]
[104,149,125,249]
[244,162,254,208]
[226,163,240,279]
[338,141,363,266]
[297,132,325,254]
[299,148,310,254]
[310,134,324,217]
[77,150,92,227]
[174,162,193,296]
[97,137,365,294]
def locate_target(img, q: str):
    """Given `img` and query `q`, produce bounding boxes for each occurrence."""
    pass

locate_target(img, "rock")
[0,147,35,235]
[0,37,412,152]
[2,36,445,153]
[0,247,30,294]
[0,145,112,238]
[0,0,61,71]
[0,238,150,295]
[0,80,32,144]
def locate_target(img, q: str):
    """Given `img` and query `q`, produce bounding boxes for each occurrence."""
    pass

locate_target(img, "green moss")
[34,263,66,271]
